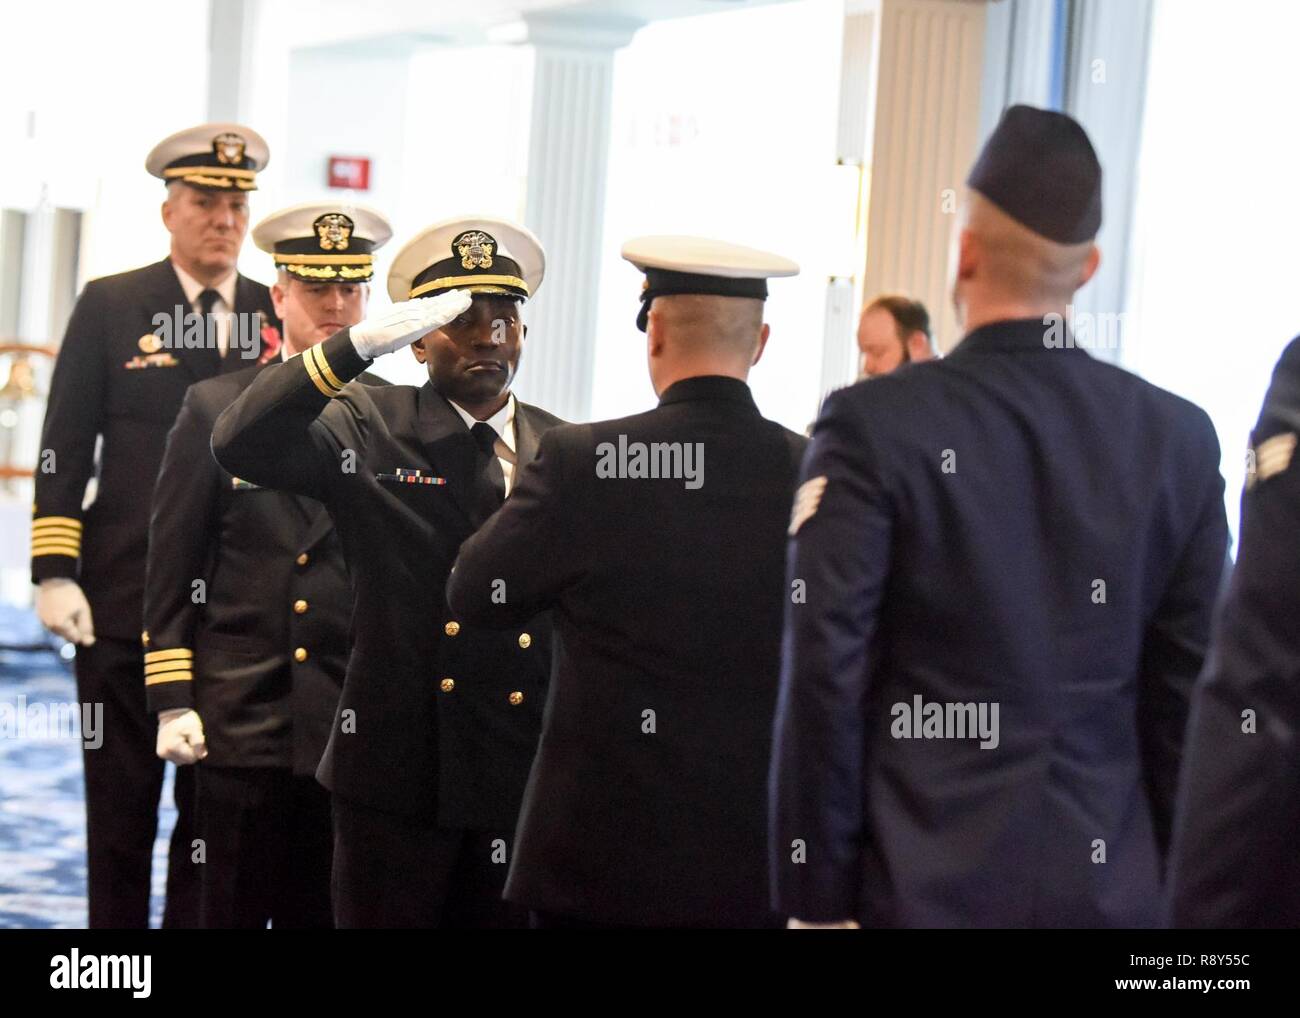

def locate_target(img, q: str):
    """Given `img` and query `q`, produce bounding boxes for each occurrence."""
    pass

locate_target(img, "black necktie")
[194,288,224,374]
[470,421,506,521]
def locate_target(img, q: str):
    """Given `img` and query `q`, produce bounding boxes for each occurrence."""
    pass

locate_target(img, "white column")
[820,0,880,396]
[207,0,261,123]
[494,13,641,423]
[861,0,995,352]
[1064,0,1155,364]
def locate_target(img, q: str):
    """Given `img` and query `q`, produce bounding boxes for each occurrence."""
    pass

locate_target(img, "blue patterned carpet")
[0,604,177,928]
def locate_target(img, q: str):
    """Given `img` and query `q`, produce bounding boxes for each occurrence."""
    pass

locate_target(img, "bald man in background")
[772,105,1228,928]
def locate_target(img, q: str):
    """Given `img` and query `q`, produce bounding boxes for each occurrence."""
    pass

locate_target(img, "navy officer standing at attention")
[143,201,393,928]
[212,217,563,928]
[771,106,1228,929]
[31,123,278,928]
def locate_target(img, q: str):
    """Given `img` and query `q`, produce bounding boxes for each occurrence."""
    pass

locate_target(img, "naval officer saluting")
[448,235,805,928]
[144,202,393,927]
[32,123,278,928]
[211,216,563,927]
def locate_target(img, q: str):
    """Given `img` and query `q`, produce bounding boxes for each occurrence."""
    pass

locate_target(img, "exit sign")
[328,156,371,191]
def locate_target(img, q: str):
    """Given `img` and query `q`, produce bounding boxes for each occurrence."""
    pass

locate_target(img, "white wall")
[591,0,846,431]
[0,0,212,294]
[1124,0,1300,537]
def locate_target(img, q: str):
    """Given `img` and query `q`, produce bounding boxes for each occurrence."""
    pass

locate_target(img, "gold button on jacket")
[508,691,524,706]
[445,621,461,636]
[440,678,455,693]
[293,599,309,614]
[518,633,531,649]
[294,647,308,663]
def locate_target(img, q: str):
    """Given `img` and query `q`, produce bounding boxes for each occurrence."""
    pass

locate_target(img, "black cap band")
[636,268,768,331]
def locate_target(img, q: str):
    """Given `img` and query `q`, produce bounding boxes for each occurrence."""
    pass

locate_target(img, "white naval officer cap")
[252,201,393,284]
[621,235,800,331]
[145,122,270,191]
[387,216,546,304]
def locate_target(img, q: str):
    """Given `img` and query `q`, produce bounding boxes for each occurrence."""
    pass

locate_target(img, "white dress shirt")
[449,394,518,495]
[172,261,237,358]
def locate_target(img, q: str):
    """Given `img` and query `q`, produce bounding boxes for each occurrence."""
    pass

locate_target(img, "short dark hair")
[865,294,932,346]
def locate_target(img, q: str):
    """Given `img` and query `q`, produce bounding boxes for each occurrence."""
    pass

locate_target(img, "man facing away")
[771,105,1229,928]
[1168,333,1300,927]
[448,235,806,928]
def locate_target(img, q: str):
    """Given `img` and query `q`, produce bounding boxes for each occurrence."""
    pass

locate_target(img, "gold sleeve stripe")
[31,542,81,557]
[303,346,343,398]
[145,671,193,686]
[311,344,345,391]
[32,517,83,530]
[30,538,80,553]
[409,274,528,299]
[145,662,192,679]
[31,525,82,538]
[144,648,194,664]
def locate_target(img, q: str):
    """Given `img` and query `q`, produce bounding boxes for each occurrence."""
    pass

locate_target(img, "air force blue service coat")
[1168,335,1300,928]
[771,317,1229,927]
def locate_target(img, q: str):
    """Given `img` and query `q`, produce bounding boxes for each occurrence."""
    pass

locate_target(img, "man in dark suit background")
[212,216,563,928]
[447,235,805,928]
[1168,335,1300,928]
[771,106,1228,928]
[31,123,278,928]
[143,202,392,927]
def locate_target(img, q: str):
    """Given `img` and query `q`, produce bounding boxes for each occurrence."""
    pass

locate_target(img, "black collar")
[657,374,757,409]
[950,317,1089,356]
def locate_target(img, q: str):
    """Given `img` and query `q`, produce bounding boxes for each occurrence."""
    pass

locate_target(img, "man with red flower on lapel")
[31,123,280,928]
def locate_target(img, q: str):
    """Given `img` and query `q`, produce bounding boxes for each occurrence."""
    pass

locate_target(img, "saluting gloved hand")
[349,290,473,360]
[35,577,96,646]
[156,708,207,765]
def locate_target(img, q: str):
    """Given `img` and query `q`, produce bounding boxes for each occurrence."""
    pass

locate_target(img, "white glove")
[788,918,861,929]
[349,290,473,360]
[156,708,207,765]
[36,577,96,646]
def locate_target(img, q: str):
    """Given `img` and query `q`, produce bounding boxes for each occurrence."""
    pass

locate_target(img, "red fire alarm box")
[328,156,371,191]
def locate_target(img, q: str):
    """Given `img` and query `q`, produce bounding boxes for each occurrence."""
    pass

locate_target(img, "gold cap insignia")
[454,230,495,271]
[138,333,164,354]
[212,132,247,166]
[314,213,354,252]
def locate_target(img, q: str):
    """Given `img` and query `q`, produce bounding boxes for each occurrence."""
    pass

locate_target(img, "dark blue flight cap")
[967,104,1102,244]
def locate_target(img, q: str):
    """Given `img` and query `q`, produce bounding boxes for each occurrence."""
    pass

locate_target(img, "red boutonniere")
[258,324,283,364]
